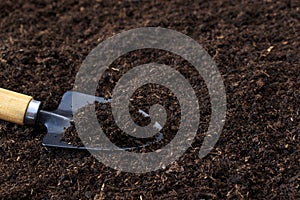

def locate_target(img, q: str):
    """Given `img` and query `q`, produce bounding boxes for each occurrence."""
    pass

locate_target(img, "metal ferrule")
[24,99,41,125]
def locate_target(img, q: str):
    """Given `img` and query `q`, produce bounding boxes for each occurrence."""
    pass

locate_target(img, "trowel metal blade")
[39,91,163,151]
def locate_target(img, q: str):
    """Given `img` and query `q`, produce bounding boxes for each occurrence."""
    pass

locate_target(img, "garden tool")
[0,88,162,150]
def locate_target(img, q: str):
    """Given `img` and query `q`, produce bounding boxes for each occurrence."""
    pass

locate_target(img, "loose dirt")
[0,0,299,199]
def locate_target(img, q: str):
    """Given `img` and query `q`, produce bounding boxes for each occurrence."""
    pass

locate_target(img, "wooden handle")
[0,88,33,125]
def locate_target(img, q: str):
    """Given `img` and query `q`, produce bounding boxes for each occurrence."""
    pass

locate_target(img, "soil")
[63,121,84,147]
[0,0,299,199]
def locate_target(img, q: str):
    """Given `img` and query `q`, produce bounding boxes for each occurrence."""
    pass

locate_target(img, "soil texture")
[0,0,299,199]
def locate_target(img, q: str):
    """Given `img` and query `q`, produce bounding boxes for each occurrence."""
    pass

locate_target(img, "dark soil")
[63,121,84,147]
[0,0,299,199]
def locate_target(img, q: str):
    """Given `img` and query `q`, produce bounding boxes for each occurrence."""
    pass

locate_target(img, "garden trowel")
[0,88,162,150]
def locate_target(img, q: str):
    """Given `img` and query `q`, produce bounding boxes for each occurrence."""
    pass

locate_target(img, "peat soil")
[0,0,299,199]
